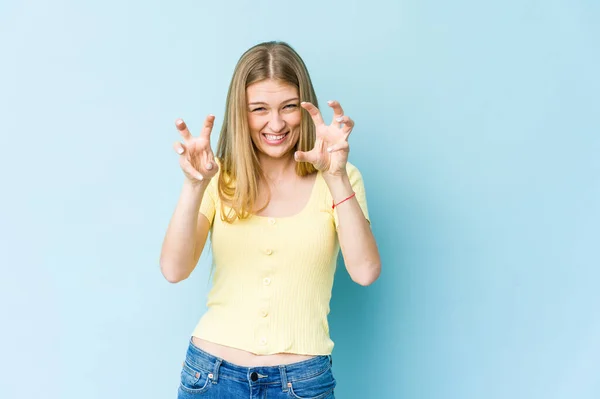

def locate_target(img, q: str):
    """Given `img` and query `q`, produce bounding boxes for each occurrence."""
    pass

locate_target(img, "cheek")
[286,112,302,130]
[248,114,265,133]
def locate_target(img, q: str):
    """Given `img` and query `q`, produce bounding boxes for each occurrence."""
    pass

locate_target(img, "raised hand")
[173,115,219,185]
[295,100,354,177]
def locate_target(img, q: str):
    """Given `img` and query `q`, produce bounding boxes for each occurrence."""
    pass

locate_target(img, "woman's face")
[246,79,301,160]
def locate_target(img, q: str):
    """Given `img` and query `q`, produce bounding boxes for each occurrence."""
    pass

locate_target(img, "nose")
[268,112,286,133]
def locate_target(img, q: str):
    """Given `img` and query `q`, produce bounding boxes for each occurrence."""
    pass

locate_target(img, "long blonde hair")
[215,41,318,223]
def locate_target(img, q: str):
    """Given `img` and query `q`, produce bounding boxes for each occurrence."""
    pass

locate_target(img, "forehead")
[246,79,298,102]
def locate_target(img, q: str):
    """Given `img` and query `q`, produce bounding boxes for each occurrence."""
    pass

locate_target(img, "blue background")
[1,0,598,398]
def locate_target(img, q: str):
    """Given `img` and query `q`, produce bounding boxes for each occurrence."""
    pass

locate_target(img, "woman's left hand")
[295,100,354,177]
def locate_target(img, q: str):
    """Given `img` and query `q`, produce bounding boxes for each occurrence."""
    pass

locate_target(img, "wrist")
[183,177,210,195]
[324,173,353,203]
[322,169,349,184]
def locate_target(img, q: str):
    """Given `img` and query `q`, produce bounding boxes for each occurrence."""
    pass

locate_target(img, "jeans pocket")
[288,366,336,399]
[179,360,212,395]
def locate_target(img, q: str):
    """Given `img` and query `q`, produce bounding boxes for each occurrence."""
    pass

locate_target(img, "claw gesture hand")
[294,100,354,177]
[173,115,219,186]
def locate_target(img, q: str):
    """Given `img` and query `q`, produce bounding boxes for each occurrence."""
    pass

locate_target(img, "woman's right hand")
[173,115,219,185]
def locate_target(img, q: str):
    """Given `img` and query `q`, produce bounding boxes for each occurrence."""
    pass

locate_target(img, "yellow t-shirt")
[191,161,369,355]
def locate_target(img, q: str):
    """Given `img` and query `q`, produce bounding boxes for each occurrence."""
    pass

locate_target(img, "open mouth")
[262,132,289,145]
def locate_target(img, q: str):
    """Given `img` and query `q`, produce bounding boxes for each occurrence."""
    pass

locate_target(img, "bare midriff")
[192,337,315,367]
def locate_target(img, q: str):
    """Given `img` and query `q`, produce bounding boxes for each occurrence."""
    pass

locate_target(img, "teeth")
[265,133,287,141]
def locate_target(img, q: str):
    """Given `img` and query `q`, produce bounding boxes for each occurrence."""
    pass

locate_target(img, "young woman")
[160,41,381,399]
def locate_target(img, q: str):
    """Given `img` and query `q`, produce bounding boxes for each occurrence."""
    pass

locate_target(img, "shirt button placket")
[257,217,277,350]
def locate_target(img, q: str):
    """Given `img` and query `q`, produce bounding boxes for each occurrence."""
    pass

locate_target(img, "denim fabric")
[177,338,336,398]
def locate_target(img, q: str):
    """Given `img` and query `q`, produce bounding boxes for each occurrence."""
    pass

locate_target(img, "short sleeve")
[333,162,370,229]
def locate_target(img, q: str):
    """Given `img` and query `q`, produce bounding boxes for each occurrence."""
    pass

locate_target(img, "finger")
[175,118,192,141]
[173,141,186,155]
[203,151,217,171]
[294,149,319,164]
[327,100,345,125]
[327,141,350,153]
[199,114,216,140]
[335,115,355,136]
[300,102,325,126]
[180,157,204,181]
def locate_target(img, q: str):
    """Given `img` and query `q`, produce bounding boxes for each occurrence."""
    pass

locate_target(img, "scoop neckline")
[251,171,320,220]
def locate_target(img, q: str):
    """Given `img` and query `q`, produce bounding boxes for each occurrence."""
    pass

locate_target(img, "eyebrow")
[248,97,300,106]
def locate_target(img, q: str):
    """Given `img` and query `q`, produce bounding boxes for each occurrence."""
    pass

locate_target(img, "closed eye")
[250,104,297,112]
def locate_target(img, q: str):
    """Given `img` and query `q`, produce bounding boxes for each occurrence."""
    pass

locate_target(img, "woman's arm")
[159,179,211,283]
[161,116,218,283]
[325,173,381,286]
[295,100,381,285]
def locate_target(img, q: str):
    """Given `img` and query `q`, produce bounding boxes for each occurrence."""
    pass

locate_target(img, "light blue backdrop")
[1,0,598,398]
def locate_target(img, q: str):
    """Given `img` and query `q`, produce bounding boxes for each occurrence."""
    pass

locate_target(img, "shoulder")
[315,162,366,189]
[345,161,360,174]
[315,162,367,197]
[345,161,365,183]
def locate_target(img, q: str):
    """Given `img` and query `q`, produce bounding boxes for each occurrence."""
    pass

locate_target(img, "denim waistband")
[184,338,333,388]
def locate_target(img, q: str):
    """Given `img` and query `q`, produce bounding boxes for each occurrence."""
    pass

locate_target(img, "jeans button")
[251,371,258,382]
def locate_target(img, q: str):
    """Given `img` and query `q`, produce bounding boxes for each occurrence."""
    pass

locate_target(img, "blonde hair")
[215,41,318,223]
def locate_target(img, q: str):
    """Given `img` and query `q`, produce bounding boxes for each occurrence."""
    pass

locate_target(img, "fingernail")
[177,147,184,154]
[327,147,333,152]
[336,117,344,122]
[328,100,334,105]
[301,101,307,105]
[196,174,204,181]
[176,119,186,130]
[206,162,213,170]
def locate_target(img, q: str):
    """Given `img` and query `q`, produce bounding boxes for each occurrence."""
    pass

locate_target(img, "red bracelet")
[332,192,356,209]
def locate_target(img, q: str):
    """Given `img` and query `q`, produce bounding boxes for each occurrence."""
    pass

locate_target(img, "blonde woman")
[160,41,381,399]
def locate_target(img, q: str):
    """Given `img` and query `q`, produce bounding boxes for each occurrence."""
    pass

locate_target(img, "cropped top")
[191,161,369,355]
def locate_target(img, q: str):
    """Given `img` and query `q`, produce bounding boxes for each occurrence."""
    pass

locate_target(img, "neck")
[258,153,297,183]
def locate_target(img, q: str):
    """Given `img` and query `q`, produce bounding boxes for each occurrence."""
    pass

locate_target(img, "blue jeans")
[177,338,336,398]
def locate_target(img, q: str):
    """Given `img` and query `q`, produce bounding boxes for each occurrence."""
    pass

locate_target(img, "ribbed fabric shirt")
[191,161,369,355]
